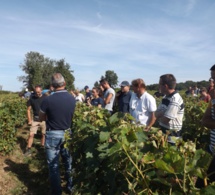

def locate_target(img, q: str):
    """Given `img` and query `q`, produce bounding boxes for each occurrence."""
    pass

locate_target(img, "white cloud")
[0,0,214,91]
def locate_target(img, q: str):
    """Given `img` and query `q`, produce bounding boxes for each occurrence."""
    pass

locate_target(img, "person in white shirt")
[129,78,157,131]
[74,89,85,103]
[100,79,115,114]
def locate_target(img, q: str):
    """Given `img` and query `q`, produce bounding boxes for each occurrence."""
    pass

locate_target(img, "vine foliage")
[70,103,215,194]
[0,96,26,155]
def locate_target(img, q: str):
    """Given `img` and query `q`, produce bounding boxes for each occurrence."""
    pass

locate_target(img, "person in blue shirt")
[116,81,132,113]
[42,85,55,96]
[84,85,92,102]
[24,88,32,99]
[39,73,76,194]
[87,87,104,108]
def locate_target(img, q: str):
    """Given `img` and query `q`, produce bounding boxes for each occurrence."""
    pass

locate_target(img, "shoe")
[24,148,32,156]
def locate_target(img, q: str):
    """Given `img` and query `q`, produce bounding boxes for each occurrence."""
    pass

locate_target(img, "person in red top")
[199,87,211,103]
[208,78,214,96]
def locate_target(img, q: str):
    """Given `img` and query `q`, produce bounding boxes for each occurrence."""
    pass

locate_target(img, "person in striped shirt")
[155,74,184,144]
[196,64,215,188]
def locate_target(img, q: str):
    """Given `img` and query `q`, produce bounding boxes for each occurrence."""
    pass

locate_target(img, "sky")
[0,0,215,92]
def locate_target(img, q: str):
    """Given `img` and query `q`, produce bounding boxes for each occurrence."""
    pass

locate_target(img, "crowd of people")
[185,82,212,103]
[22,64,215,194]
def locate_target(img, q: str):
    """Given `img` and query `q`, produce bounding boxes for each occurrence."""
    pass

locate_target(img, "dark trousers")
[159,125,181,137]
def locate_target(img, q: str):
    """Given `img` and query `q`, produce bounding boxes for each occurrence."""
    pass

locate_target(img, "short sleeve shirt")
[104,88,115,111]
[27,94,46,117]
[129,92,157,125]
[40,90,76,130]
[86,91,92,99]
[157,92,184,131]
[75,93,85,102]
[91,97,104,107]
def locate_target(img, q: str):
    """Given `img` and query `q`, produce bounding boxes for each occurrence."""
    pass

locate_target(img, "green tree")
[147,84,159,91]
[18,51,75,90]
[94,81,100,88]
[100,75,105,81]
[93,76,105,88]
[104,70,118,88]
[147,80,209,91]
[54,59,75,90]
[42,60,55,89]
[18,52,52,90]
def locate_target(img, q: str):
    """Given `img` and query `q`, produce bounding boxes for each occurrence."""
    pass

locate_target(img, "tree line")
[147,80,209,91]
[18,52,75,90]
[18,51,209,91]
[18,51,119,91]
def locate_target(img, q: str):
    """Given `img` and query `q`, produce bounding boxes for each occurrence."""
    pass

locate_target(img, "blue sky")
[0,0,215,92]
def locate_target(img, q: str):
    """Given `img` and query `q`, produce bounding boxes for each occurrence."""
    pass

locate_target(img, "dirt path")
[0,125,50,195]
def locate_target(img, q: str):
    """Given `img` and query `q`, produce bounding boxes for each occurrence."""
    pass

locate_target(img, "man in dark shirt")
[84,85,92,103]
[24,85,46,156]
[117,81,132,113]
[39,73,76,195]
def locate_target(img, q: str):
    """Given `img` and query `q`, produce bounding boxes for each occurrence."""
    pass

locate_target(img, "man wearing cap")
[84,85,92,103]
[39,73,76,194]
[116,81,132,113]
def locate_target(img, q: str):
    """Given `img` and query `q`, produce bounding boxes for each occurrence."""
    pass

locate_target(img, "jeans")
[45,130,72,195]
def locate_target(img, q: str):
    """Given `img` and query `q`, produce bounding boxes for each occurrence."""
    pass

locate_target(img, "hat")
[84,85,89,90]
[120,81,130,87]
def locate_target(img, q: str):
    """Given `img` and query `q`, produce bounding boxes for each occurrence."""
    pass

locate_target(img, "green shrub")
[70,103,215,194]
[0,97,26,155]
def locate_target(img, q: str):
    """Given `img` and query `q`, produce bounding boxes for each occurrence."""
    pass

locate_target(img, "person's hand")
[116,91,122,97]
[144,126,150,132]
[86,98,91,106]
[28,121,32,126]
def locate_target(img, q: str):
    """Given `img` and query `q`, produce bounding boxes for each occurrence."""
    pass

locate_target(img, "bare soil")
[0,125,70,195]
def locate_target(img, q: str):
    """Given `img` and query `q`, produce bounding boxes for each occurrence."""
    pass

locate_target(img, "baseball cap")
[84,85,89,90]
[120,81,130,87]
